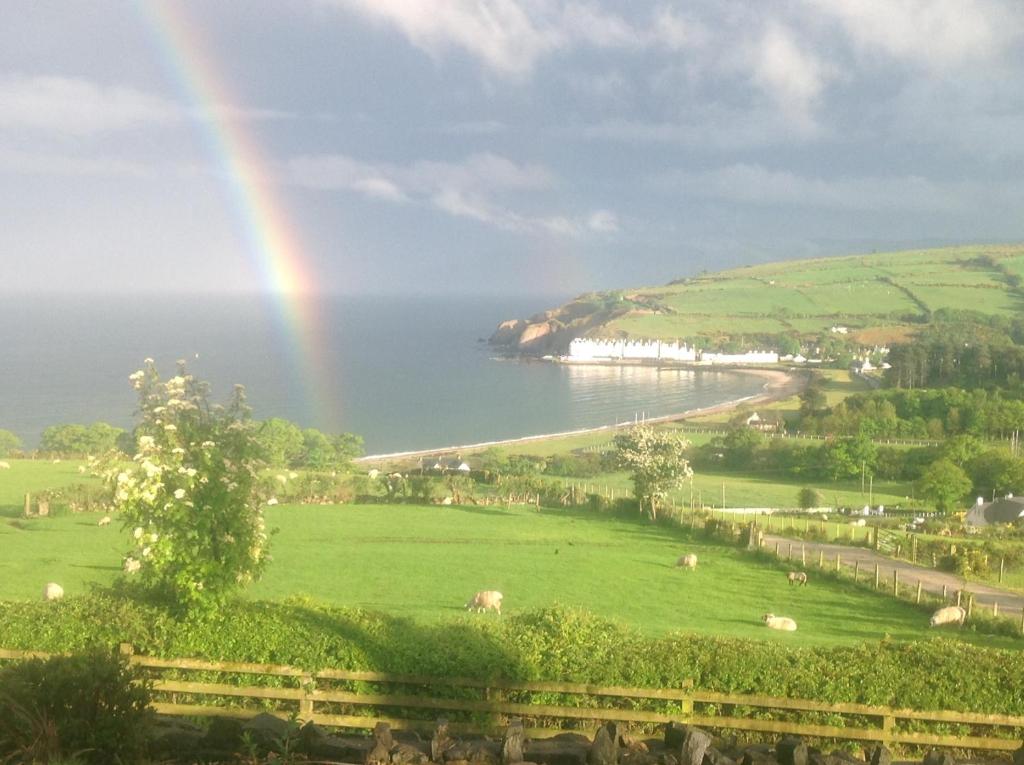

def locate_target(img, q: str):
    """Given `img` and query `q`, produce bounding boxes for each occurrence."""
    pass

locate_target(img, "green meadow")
[587,245,1024,344]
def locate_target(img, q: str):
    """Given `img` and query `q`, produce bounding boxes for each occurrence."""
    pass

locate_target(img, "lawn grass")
[0,459,94,516]
[1,501,1015,649]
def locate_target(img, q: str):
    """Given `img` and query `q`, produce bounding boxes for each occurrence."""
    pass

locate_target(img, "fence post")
[788,543,793,560]
[818,551,824,568]
[942,584,948,600]
[966,594,974,619]
[300,674,315,719]
[881,713,894,747]
[993,601,999,618]
[893,569,899,597]
[854,560,860,582]
[801,544,806,566]
[999,558,1005,584]
[775,542,781,557]
[836,553,841,573]
[874,564,880,589]
[956,590,962,607]
[23,493,30,517]
[916,581,922,604]
[118,643,134,658]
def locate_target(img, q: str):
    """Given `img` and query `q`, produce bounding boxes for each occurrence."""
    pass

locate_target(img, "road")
[761,533,1024,619]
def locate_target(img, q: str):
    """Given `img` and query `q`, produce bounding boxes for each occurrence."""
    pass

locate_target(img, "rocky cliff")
[488,293,631,355]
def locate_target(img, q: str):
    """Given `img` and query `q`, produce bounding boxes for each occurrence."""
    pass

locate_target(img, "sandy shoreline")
[358,365,808,463]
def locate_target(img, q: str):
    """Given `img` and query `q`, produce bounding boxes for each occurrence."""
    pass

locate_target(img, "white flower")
[141,460,161,478]
[138,436,155,451]
[275,474,288,484]
[288,471,298,479]
[77,465,86,474]
[164,424,177,432]
[141,546,151,557]
[143,357,154,364]
[124,557,141,574]
[133,527,144,540]
[172,447,185,455]
[201,441,215,449]
[267,498,278,506]
[173,488,186,499]
[195,581,204,591]
[186,468,197,477]
[149,533,159,542]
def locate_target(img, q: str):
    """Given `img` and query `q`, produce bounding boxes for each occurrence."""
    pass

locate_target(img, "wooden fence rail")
[1,647,1022,751]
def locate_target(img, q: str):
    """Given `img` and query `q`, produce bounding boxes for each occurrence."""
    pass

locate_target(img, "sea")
[0,294,766,454]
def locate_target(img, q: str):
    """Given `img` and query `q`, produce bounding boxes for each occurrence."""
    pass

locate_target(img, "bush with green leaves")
[100,359,270,613]
[0,649,152,764]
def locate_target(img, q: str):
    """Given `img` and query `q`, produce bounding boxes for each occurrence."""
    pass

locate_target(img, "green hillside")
[491,245,1024,352]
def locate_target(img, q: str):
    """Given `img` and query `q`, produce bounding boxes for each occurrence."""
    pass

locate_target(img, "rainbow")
[140,2,337,426]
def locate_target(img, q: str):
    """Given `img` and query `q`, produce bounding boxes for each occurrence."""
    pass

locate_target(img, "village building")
[566,337,697,362]
[965,496,1024,527]
[745,411,784,432]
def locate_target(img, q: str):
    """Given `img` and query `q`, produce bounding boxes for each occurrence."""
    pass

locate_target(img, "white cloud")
[587,209,620,233]
[650,6,708,51]
[288,150,616,237]
[651,163,983,214]
[748,24,830,128]
[806,0,1020,69]
[323,0,560,76]
[0,75,181,136]
[561,3,638,48]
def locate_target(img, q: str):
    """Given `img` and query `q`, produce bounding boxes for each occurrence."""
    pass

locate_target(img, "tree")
[917,459,972,513]
[102,360,269,613]
[254,418,305,466]
[613,425,691,521]
[0,429,21,457]
[41,422,124,455]
[797,487,822,510]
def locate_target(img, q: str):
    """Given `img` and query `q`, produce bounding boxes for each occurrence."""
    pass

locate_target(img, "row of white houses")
[565,338,779,365]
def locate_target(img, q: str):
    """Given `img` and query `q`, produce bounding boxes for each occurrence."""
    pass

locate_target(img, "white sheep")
[676,554,698,570]
[97,515,112,527]
[42,582,64,601]
[762,613,797,631]
[0,461,9,469]
[787,571,808,586]
[929,605,966,628]
[465,590,503,614]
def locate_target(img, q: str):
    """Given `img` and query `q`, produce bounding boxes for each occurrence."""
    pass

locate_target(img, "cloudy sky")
[3,0,1024,296]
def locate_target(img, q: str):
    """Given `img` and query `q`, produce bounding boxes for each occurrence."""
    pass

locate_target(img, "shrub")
[0,649,152,764]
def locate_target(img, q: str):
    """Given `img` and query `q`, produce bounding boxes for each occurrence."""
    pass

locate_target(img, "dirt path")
[761,533,1024,619]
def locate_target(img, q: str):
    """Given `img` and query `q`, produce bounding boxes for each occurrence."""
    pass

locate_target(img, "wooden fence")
[1,646,1022,751]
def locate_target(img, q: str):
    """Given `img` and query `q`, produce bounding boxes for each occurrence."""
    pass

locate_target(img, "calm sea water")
[0,294,765,453]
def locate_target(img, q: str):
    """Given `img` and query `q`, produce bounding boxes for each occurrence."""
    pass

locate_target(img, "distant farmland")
[582,245,1024,346]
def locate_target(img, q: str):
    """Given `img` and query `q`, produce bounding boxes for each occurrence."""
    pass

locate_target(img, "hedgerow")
[1,596,1023,717]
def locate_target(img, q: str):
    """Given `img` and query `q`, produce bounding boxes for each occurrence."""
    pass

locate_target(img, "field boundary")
[2,646,1022,751]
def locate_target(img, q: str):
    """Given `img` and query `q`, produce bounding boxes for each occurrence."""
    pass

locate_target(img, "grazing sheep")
[762,613,797,631]
[43,582,64,601]
[465,590,503,614]
[0,461,9,469]
[929,605,967,628]
[97,515,112,527]
[787,571,808,586]
[676,554,698,570]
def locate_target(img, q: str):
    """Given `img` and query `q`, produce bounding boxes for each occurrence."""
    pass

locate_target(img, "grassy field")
[0,459,94,517]
[2,501,1014,649]
[554,245,1024,345]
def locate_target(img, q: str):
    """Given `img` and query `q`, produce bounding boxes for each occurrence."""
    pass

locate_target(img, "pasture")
[0,485,1012,648]
[599,245,1024,344]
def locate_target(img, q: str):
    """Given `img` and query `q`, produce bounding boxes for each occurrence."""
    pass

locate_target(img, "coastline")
[358,365,807,463]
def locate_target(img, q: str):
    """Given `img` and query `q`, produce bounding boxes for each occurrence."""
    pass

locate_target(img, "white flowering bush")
[613,425,692,522]
[103,359,269,612]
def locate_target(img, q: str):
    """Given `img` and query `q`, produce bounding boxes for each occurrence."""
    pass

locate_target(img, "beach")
[358,365,807,462]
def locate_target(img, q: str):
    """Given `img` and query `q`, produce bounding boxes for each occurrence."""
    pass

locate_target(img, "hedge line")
[1,596,1023,717]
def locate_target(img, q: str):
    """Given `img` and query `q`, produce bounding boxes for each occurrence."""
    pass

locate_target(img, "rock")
[776,737,807,765]
[517,322,556,351]
[469,741,501,765]
[447,743,473,762]
[307,733,374,762]
[589,722,622,765]
[241,712,292,749]
[525,736,589,765]
[703,749,737,765]
[740,750,777,765]
[490,319,527,346]
[393,743,430,765]
[680,727,712,765]
[433,719,455,762]
[367,740,392,765]
[865,746,890,765]
[503,719,526,765]
[921,750,955,765]
[660,755,679,765]
[808,754,846,765]
[665,723,688,751]
[1014,742,1024,765]
[148,718,204,760]
[201,716,244,752]
[375,722,396,750]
